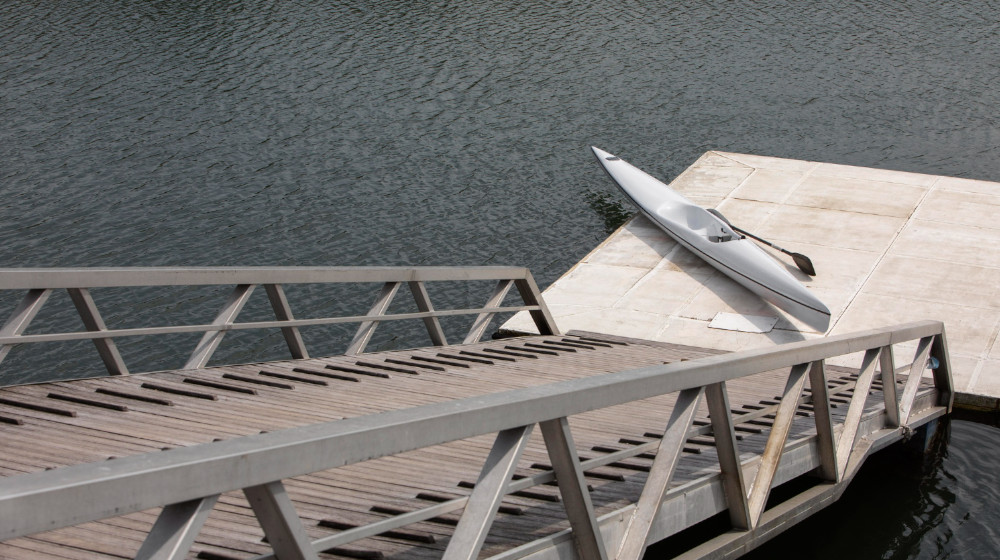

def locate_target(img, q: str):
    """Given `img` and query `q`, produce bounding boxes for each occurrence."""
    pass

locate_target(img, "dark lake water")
[643,416,1000,559]
[736,417,1000,560]
[3,1,1000,557]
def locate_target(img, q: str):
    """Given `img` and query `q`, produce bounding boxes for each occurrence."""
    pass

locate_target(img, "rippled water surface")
[3,3,1000,554]
[4,1,999,272]
[734,418,1000,560]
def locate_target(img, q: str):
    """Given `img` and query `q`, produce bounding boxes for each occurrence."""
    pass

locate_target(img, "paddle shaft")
[732,225,816,275]
[731,225,787,252]
[705,208,816,276]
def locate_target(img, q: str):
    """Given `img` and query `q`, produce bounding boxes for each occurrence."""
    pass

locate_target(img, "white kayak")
[591,147,831,332]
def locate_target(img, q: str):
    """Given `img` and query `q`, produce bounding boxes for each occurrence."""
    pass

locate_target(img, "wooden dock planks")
[0,331,929,559]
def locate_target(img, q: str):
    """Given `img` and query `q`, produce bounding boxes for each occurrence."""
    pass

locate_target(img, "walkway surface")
[503,151,1000,407]
[0,330,920,559]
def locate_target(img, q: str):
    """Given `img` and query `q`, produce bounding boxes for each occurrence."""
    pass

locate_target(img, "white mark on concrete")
[709,313,778,333]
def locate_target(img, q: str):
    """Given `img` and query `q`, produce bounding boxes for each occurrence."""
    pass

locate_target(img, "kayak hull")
[591,147,831,332]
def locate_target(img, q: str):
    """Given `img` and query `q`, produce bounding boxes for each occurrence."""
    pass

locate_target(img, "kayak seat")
[685,208,738,243]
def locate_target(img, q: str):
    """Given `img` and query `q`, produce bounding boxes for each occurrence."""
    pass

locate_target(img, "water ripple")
[734,419,1000,560]
[2,0,1000,374]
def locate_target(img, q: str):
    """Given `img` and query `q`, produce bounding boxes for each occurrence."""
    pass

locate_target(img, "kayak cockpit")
[665,204,740,243]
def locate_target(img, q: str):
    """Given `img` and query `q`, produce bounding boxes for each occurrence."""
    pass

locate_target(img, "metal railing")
[0,319,952,560]
[0,266,558,379]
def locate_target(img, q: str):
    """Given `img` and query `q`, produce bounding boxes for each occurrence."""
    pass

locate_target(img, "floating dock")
[0,266,954,559]
[504,151,1000,410]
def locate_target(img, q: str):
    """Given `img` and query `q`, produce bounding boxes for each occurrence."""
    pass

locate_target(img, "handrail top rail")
[0,266,531,289]
[0,319,945,540]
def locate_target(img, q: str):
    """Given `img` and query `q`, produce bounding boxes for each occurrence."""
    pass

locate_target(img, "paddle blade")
[791,253,816,276]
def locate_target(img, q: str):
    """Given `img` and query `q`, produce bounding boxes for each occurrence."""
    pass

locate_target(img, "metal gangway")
[0,267,953,560]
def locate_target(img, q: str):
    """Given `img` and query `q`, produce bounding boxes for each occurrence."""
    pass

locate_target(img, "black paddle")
[706,208,817,276]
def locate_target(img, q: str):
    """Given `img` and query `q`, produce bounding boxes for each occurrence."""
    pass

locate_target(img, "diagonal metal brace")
[183,284,256,369]
[409,281,448,347]
[836,348,881,478]
[540,417,609,560]
[746,362,810,526]
[616,387,704,560]
[135,494,220,560]
[898,337,933,426]
[443,424,534,560]
[345,282,401,356]
[463,279,514,344]
[244,481,320,560]
[67,288,129,376]
[265,283,309,360]
[0,288,51,366]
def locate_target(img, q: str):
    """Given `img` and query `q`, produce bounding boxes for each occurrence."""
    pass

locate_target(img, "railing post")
[67,288,129,376]
[514,272,559,336]
[807,360,838,482]
[879,345,899,428]
[704,382,751,530]
[930,331,954,412]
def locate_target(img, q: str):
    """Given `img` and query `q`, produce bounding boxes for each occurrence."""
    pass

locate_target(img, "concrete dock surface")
[502,151,1000,408]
